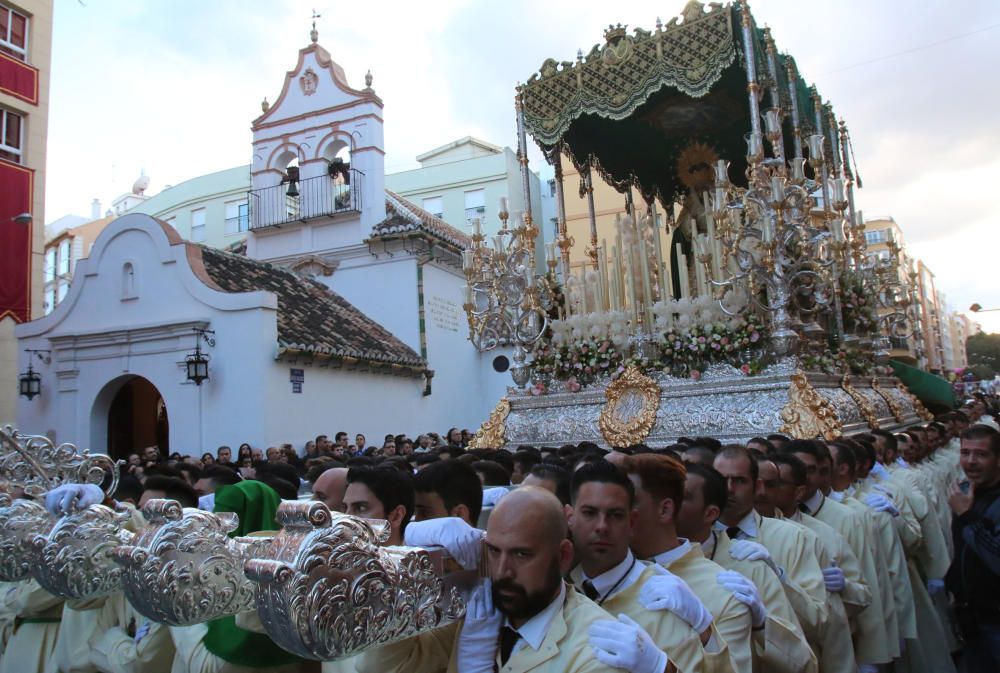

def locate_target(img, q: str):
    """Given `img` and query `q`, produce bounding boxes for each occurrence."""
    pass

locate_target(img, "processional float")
[464,0,932,449]
[0,426,473,661]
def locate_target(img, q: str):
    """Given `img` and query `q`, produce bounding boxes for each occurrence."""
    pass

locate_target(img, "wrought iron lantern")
[185,328,215,385]
[18,349,50,400]
[18,364,41,400]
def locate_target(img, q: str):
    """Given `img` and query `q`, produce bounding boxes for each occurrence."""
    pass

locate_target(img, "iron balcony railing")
[249,168,364,230]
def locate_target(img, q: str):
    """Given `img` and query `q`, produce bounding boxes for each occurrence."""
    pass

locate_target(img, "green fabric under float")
[890,359,956,410]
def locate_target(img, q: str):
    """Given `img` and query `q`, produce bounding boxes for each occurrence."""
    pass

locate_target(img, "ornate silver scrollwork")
[0,497,53,582]
[0,425,120,498]
[245,501,469,661]
[31,504,134,599]
[111,499,271,625]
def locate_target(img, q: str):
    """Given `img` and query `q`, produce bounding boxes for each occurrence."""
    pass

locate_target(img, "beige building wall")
[0,0,52,425]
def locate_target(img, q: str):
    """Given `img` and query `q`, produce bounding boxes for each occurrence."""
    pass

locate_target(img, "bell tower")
[247,23,385,260]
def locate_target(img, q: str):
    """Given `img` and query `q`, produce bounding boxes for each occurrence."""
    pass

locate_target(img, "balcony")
[249,168,364,230]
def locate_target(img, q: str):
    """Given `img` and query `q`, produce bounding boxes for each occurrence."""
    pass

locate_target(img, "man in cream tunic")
[358,487,622,673]
[713,447,829,648]
[567,459,726,673]
[617,453,753,672]
[678,463,816,673]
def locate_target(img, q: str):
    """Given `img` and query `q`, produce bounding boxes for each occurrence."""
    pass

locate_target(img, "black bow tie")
[581,579,600,602]
[798,503,811,514]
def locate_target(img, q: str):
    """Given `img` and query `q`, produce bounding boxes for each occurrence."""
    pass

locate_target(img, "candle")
[462,249,474,271]
[463,284,473,305]
[715,160,730,185]
[770,176,785,204]
[637,226,652,330]
[498,196,509,217]
[546,242,556,264]
[599,240,610,312]
[761,217,774,244]
[831,178,845,202]
[807,134,824,163]
[831,218,845,243]
[652,215,666,301]
[791,157,806,181]
[472,217,482,237]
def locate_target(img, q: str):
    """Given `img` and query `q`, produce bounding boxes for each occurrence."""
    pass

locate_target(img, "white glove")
[729,539,771,563]
[870,462,890,480]
[638,565,714,633]
[717,570,767,628]
[864,493,899,517]
[822,566,845,593]
[481,487,509,507]
[589,613,669,673]
[44,483,104,516]
[456,581,503,673]
[134,621,151,643]
[403,517,483,570]
[927,579,946,596]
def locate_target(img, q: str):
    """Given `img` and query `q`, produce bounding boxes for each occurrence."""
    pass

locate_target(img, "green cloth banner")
[890,359,956,410]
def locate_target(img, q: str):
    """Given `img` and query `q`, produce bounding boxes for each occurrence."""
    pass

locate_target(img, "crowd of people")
[1,395,999,673]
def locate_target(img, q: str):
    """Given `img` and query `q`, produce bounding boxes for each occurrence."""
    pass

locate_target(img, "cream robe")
[652,544,753,673]
[88,591,176,673]
[0,582,17,657]
[842,495,915,646]
[0,580,63,673]
[356,582,622,673]
[707,532,816,673]
[49,597,107,673]
[813,493,896,662]
[774,513,856,673]
[168,622,302,673]
[736,512,829,650]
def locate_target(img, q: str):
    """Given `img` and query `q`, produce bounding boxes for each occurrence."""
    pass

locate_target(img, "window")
[423,196,443,219]
[191,208,206,242]
[464,189,485,229]
[56,280,68,303]
[44,285,54,315]
[0,6,28,62]
[43,247,55,283]
[225,201,249,234]
[864,229,887,245]
[122,262,137,299]
[0,109,22,164]
[57,238,70,277]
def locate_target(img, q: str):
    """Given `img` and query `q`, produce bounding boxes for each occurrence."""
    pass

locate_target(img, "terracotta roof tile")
[195,246,425,372]
[371,191,472,249]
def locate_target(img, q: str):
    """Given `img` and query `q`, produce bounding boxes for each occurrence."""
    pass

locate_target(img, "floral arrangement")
[840,271,878,337]
[531,297,767,392]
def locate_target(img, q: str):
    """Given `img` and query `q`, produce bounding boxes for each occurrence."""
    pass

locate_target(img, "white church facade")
[14,31,511,456]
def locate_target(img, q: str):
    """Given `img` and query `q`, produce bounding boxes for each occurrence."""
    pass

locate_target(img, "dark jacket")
[947,482,1000,621]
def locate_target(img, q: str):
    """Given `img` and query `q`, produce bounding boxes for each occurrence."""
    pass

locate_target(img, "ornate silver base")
[493,358,929,448]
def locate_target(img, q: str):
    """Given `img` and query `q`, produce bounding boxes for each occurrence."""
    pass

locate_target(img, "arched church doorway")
[100,376,169,460]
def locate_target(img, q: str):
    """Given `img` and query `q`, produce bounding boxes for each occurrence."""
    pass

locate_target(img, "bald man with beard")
[359,487,621,673]
[312,467,348,512]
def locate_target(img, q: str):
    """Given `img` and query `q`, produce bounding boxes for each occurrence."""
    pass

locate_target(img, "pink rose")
[690,370,701,380]
[740,364,751,375]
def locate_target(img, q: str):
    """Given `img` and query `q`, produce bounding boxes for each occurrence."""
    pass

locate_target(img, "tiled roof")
[194,245,426,373]
[371,191,471,250]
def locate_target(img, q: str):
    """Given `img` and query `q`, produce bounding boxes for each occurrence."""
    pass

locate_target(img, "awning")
[890,359,956,411]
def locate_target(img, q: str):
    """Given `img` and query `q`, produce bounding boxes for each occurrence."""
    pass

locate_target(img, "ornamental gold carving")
[468,398,510,450]
[841,375,879,430]
[897,382,933,421]
[599,367,661,448]
[872,378,905,423]
[780,372,842,440]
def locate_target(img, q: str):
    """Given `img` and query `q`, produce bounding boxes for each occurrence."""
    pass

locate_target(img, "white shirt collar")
[714,509,758,539]
[504,582,565,652]
[870,462,890,481]
[829,489,846,502]
[802,489,824,515]
[652,539,693,568]
[580,549,641,601]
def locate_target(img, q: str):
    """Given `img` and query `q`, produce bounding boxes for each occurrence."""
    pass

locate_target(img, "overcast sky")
[46,0,1000,333]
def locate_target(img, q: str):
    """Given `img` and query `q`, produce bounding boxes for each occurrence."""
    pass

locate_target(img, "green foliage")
[966,332,1000,378]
